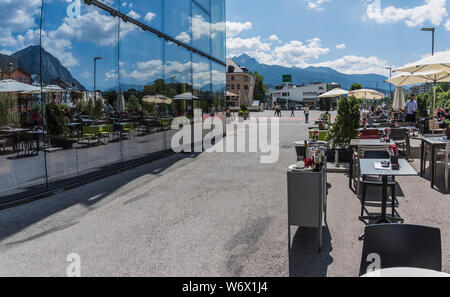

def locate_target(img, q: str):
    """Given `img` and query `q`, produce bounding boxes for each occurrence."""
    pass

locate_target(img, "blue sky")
[0,0,449,90]
[226,0,450,75]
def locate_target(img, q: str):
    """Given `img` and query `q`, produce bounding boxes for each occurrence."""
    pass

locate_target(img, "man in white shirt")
[404,94,418,124]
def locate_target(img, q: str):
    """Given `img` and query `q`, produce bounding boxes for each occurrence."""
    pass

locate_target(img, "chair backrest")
[295,145,306,159]
[358,146,387,159]
[429,120,440,130]
[364,150,390,159]
[390,128,408,140]
[359,224,442,276]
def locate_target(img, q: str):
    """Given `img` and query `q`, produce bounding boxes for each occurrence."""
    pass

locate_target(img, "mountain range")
[0,46,85,90]
[232,54,391,93]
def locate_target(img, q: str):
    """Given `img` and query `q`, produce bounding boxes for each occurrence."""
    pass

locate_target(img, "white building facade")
[268,82,328,107]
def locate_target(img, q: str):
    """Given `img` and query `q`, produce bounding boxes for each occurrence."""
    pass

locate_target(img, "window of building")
[236,76,240,81]
[231,76,235,81]
[244,76,249,81]
[231,84,235,89]
[244,85,248,90]
[237,84,240,89]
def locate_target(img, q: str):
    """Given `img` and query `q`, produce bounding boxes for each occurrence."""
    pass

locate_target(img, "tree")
[350,83,362,91]
[251,72,267,103]
[126,95,142,111]
[0,94,9,126]
[328,96,359,149]
[440,82,450,92]
[92,99,104,120]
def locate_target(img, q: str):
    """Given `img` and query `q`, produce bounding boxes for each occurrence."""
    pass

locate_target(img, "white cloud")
[226,21,252,37]
[308,0,331,11]
[127,10,140,19]
[270,38,330,67]
[366,0,448,27]
[445,19,450,30]
[312,55,390,75]
[144,12,156,22]
[269,34,280,41]
[336,43,346,49]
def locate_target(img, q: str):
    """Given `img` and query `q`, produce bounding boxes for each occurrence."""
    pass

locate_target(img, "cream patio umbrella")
[173,92,199,100]
[142,95,173,105]
[395,50,450,74]
[392,86,406,111]
[117,91,125,113]
[348,89,384,100]
[318,88,349,98]
[386,70,450,133]
[395,51,450,127]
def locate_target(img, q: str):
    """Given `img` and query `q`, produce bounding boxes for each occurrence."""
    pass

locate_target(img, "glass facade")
[0,0,226,204]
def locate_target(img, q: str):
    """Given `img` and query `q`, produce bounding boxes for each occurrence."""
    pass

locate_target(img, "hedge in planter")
[46,103,72,149]
[328,96,360,150]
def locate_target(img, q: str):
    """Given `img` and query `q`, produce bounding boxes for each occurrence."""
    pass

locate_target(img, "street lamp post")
[386,66,392,102]
[94,57,103,102]
[421,27,435,56]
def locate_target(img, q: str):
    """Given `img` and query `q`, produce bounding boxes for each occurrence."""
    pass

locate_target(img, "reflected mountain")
[233,54,390,92]
[0,46,85,90]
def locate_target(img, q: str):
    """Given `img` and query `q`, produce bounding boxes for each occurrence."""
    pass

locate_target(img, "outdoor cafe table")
[361,267,449,277]
[349,139,395,189]
[420,136,449,189]
[359,159,417,224]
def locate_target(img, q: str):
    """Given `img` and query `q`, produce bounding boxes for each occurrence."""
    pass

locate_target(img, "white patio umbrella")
[392,86,406,111]
[173,92,199,100]
[348,89,384,100]
[395,51,450,128]
[117,91,125,112]
[0,79,39,93]
[318,88,349,98]
[386,70,450,133]
[395,50,450,74]
[142,95,173,105]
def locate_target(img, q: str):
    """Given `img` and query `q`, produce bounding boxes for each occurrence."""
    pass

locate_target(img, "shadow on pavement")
[289,225,333,277]
[0,152,200,243]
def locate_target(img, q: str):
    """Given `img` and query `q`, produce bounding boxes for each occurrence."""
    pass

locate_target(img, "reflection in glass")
[193,54,212,113]
[120,0,163,30]
[164,0,192,44]
[192,2,212,55]
[211,0,226,61]
[119,19,166,160]
[42,1,121,186]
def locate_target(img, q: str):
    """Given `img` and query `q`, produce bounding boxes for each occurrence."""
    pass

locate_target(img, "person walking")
[274,105,278,117]
[291,105,295,117]
[304,105,310,124]
[404,94,418,125]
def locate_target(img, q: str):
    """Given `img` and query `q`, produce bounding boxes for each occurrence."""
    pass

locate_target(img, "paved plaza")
[0,110,448,277]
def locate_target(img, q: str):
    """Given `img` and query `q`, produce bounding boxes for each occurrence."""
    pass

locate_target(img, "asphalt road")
[0,110,448,277]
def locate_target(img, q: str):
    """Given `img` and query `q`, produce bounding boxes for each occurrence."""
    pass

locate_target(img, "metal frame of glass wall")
[0,0,226,205]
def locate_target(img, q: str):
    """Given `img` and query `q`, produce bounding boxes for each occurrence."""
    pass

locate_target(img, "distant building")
[0,66,32,85]
[329,82,342,90]
[268,82,328,107]
[409,83,434,96]
[226,58,255,107]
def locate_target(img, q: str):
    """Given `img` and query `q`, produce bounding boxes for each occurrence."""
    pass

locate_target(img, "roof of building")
[0,67,31,76]
[226,58,246,73]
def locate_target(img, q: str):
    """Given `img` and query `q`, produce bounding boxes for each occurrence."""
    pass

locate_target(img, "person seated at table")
[31,110,43,129]
[435,107,446,119]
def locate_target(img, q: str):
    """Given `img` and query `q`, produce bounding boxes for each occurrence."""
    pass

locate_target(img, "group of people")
[273,104,311,123]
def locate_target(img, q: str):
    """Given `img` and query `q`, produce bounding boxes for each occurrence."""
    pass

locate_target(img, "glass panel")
[120,0,163,30]
[193,54,212,114]
[119,18,165,161]
[195,0,211,12]
[192,2,211,55]
[41,1,121,188]
[164,42,193,151]
[0,1,46,202]
[164,0,191,44]
[211,0,226,62]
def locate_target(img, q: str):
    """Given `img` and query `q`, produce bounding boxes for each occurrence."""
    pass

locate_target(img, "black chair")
[390,128,410,157]
[359,224,442,276]
[360,150,397,218]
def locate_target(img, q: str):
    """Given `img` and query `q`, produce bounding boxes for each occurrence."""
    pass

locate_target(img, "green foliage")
[45,103,68,136]
[126,95,142,111]
[440,82,450,92]
[143,102,156,114]
[350,83,362,91]
[0,94,9,126]
[328,96,360,149]
[240,104,248,112]
[416,93,429,119]
[86,98,94,116]
[92,99,104,120]
[250,72,267,103]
